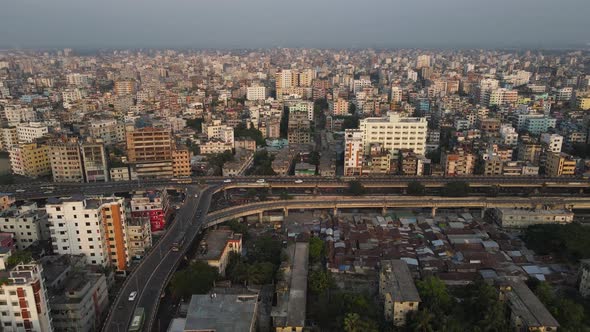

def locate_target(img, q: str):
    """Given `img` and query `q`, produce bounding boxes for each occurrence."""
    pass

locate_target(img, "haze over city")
[1,0,589,49]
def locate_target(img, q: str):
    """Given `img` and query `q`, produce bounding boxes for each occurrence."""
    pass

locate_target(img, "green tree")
[225,219,248,236]
[280,106,289,138]
[170,261,219,299]
[6,251,32,268]
[348,102,357,115]
[186,118,203,132]
[347,181,366,196]
[309,151,321,166]
[279,191,293,200]
[225,252,249,284]
[247,262,275,285]
[408,308,435,332]
[416,276,453,313]
[308,270,333,295]
[248,150,276,176]
[309,237,324,263]
[407,181,426,195]
[234,123,266,146]
[442,181,470,197]
[248,236,282,266]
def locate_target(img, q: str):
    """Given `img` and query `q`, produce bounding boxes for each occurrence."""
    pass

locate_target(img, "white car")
[294,179,303,184]
[223,179,232,183]
[256,179,265,183]
[194,194,199,198]
[128,291,137,301]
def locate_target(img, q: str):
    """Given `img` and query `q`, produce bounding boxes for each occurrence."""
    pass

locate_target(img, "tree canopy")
[170,261,218,299]
[407,181,426,196]
[347,181,366,196]
[441,181,470,197]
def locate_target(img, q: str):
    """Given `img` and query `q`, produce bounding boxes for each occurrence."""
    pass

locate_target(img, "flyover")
[204,195,590,227]
[1,175,588,200]
[101,185,216,332]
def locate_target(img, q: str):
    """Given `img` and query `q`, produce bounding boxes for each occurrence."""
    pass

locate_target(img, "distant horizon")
[0,0,588,52]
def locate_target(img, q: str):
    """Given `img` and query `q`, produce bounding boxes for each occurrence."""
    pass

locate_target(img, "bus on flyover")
[128,307,145,332]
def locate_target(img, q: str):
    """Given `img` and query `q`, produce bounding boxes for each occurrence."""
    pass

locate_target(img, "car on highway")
[194,194,199,198]
[128,291,138,301]
[15,189,25,193]
[294,179,303,183]
[256,179,266,183]
[223,179,232,183]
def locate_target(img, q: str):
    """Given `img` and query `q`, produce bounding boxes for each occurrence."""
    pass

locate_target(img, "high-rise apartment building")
[126,127,186,178]
[442,148,476,176]
[48,139,84,183]
[89,120,126,145]
[9,143,51,178]
[246,86,267,101]
[287,111,312,145]
[81,139,108,182]
[344,129,364,176]
[16,122,48,144]
[114,80,135,95]
[416,54,431,69]
[0,260,53,332]
[358,114,428,158]
[540,133,563,154]
[546,152,576,177]
[47,197,129,271]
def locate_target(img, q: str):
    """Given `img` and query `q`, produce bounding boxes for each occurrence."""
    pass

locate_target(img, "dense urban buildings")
[1,46,590,332]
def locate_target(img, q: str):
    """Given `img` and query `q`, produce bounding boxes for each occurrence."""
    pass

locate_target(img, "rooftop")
[184,293,258,332]
[380,259,421,302]
[196,229,241,261]
[504,280,559,328]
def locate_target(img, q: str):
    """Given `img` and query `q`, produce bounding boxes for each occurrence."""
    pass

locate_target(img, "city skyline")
[1,0,589,49]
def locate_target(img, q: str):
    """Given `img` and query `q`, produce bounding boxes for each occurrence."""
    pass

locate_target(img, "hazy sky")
[0,0,588,49]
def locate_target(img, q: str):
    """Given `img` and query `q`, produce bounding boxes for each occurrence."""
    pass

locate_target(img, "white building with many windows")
[0,259,53,332]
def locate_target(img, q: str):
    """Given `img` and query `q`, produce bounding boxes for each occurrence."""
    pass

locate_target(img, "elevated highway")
[205,195,590,227]
[1,175,588,200]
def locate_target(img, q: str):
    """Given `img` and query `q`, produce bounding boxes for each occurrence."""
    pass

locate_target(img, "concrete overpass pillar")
[382,206,387,216]
[259,211,264,222]
[431,207,437,217]
[333,207,338,216]
[283,207,289,217]
[480,208,486,219]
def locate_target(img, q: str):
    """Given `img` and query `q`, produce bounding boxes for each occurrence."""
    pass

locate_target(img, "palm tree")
[410,309,435,332]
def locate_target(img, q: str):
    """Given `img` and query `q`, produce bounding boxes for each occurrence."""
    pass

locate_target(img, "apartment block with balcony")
[0,258,53,332]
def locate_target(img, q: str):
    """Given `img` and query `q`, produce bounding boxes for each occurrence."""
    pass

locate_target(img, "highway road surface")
[102,185,215,332]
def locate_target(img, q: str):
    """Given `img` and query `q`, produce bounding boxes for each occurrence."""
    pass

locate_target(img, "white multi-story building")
[246,86,267,101]
[16,122,48,144]
[2,105,36,126]
[47,197,129,270]
[555,87,573,101]
[352,79,371,93]
[206,125,234,146]
[285,100,314,121]
[541,133,563,154]
[66,73,91,86]
[61,88,82,104]
[0,202,49,250]
[500,124,519,146]
[0,259,53,332]
[390,86,402,103]
[359,113,428,158]
[1,127,18,150]
[88,120,125,145]
[343,129,364,176]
